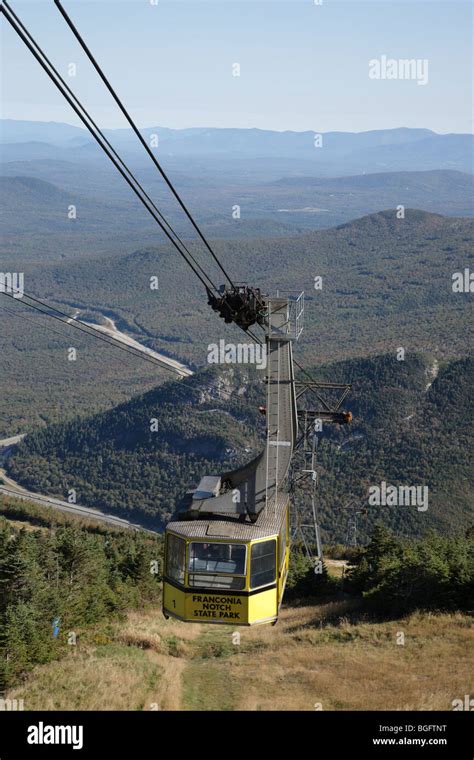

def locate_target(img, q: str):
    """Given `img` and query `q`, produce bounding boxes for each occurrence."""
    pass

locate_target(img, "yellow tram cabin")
[163,494,290,626]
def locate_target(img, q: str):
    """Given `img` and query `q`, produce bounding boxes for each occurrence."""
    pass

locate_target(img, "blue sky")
[1,0,472,133]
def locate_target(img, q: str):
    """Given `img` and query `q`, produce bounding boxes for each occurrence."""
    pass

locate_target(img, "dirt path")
[5,604,471,711]
[117,608,206,710]
[151,655,187,710]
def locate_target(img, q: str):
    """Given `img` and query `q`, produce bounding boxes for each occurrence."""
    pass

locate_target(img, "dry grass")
[325,558,351,578]
[7,602,473,711]
[116,607,204,661]
[199,605,474,711]
[7,609,206,711]
[2,518,49,533]
[8,645,162,711]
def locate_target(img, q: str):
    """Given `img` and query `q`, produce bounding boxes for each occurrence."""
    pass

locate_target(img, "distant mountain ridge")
[2,120,472,175]
[1,120,439,148]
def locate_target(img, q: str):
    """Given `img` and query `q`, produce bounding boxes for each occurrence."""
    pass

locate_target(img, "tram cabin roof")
[168,493,288,542]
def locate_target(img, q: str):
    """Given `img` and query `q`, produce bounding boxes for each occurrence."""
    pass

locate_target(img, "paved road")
[0,301,187,532]
[0,452,158,535]
[73,313,193,378]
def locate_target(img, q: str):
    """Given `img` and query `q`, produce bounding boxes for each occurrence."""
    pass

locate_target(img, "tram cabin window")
[251,540,276,589]
[189,542,246,574]
[166,534,186,584]
[188,542,246,589]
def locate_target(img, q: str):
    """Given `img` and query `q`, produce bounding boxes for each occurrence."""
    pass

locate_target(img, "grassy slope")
[2,504,471,711]
[6,602,472,711]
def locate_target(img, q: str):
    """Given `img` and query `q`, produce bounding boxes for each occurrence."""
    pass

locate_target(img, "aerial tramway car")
[163,493,290,626]
[163,293,299,625]
[0,1,351,627]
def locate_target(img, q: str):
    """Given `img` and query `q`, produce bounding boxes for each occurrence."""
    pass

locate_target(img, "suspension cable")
[1,2,219,294]
[2,3,264,359]
[54,0,236,290]
[0,292,254,406]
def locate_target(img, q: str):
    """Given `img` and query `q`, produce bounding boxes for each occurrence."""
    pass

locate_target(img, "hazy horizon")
[1,117,472,137]
[1,1,472,134]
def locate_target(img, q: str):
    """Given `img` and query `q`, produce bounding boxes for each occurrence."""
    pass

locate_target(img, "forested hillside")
[7,367,265,528]
[9,209,474,368]
[307,354,473,541]
[1,170,472,259]
[0,500,162,690]
[7,354,473,540]
[1,209,471,436]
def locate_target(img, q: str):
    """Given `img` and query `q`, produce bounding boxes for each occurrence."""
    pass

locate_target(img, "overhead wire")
[0,290,263,406]
[1,2,266,403]
[52,0,264,348]
[54,0,236,290]
[2,1,264,345]
[1,1,219,294]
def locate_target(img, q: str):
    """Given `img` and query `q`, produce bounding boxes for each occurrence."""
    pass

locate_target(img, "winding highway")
[0,309,193,534]
[67,311,193,378]
[0,438,158,535]
[0,311,191,534]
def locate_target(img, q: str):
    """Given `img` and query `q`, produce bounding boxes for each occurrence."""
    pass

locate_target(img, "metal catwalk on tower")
[185,294,301,520]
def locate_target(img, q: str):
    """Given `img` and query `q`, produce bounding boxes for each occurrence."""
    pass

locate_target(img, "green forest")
[1,209,472,436]
[6,365,265,527]
[288,525,474,617]
[7,353,473,541]
[0,498,162,690]
[23,209,474,371]
[347,526,474,616]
